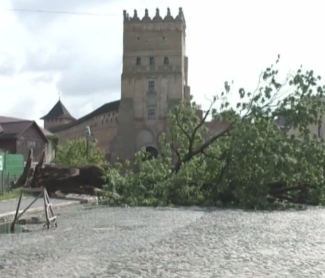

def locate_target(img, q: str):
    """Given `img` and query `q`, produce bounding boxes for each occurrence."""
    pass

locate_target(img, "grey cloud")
[10,0,120,30]
[22,44,76,73]
[9,0,123,119]
[11,0,115,11]
[56,56,121,96]
[0,64,16,77]
[0,56,18,76]
[29,74,54,85]
[6,97,37,120]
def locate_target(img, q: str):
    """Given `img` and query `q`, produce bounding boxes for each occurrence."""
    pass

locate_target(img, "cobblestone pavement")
[1,206,325,278]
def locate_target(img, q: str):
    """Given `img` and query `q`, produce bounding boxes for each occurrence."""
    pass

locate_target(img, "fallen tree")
[38,164,106,195]
[14,151,107,196]
[98,57,325,208]
[13,57,325,209]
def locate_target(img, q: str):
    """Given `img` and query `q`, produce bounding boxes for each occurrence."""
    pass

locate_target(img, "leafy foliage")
[98,57,325,208]
[55,138,105,166]
[46,135,59,151]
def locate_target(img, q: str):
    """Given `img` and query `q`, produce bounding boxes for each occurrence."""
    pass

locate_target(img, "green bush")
[54,138,105,166]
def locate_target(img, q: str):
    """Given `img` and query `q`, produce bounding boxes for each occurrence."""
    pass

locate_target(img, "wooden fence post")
[7,172,9,193]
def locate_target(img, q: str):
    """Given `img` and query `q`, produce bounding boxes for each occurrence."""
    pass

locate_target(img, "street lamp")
[85,126,91,159]
[85,126,98,159]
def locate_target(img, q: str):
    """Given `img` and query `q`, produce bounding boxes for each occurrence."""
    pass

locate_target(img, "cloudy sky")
[1,0,325,126]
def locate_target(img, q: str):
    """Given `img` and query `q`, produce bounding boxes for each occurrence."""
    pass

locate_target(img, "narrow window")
[164,57,169,65]
[148,107,156,119]
[149,57,155,65]
[136,57,141,65]
[318,125,323,138]
[148,80,155,93]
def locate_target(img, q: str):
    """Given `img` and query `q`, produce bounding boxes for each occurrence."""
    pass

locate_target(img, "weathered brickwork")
[50,107,119,157]
[117,8,190,160]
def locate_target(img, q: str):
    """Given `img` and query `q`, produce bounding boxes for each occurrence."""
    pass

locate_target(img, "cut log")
[37,165,106,195]
[30,150,45,188]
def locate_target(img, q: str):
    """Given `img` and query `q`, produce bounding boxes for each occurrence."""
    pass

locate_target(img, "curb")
[0,200,81,222]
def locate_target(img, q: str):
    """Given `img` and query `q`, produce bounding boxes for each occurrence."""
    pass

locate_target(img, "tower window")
[148,107,156,119]
[164,57,169,65]
[148,80,155,93]
[318,125,323,138]
[149,57,155,65]
[136,57,141,65]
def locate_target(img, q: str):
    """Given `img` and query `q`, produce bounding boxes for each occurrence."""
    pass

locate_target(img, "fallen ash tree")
[99,57,325,208]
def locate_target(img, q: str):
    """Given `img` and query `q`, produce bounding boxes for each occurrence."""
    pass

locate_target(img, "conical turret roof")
[41,100,75,120]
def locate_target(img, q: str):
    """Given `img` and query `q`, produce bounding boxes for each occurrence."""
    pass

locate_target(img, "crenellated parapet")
[123,7,186,30]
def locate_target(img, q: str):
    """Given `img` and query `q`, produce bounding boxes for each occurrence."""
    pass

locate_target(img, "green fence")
[0,152,24,194]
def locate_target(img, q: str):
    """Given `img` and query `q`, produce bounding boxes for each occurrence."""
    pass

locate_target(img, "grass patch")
[0,189,22,201]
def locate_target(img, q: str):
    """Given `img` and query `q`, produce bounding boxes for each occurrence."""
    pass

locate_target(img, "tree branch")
[188,101,214,155]
[173,124,234,173]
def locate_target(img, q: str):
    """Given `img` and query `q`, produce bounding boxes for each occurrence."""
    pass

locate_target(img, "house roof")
[40,100,75,120]
[49,100,120,133]
[0,115,26,123]
[40,127,53,136]
[0,120,48,142]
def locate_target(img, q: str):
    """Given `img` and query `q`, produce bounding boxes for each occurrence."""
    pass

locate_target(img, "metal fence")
[0,172,19,194]
[0,152,24,195]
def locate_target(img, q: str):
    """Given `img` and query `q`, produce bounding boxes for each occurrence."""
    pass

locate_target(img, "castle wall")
[45,118,74,130]
[55,110,119,155]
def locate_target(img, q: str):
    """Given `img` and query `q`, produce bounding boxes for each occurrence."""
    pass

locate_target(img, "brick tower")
[116,7,190,160]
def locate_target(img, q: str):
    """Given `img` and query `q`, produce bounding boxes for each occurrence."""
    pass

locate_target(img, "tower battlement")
[123,8,186,30]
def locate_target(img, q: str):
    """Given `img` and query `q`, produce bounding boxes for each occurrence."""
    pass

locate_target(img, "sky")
[1,0,325,126]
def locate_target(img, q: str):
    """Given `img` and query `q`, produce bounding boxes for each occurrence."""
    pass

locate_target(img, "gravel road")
[1,205,325,277]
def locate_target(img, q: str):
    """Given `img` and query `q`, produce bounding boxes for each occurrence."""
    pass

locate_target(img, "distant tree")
[54,139,105,166]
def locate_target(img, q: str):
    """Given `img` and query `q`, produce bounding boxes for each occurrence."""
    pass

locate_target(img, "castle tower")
[41,100,75,131]
[116,7,191,160]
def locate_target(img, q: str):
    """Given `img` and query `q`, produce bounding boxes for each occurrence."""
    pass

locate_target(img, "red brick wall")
[55,110,119,156]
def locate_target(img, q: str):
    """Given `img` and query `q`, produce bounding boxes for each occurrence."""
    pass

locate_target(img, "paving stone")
[1,206,325,277]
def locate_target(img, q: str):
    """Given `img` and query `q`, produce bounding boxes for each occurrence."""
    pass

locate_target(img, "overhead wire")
[6,8,119,17]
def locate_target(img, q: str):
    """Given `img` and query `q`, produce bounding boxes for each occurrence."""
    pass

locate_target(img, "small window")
[149,57,155,65]
[148,107,156,119]
[164,57,169,65]
[136,57,141,65]
[148,80,155,93]
[318,125,323,138]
